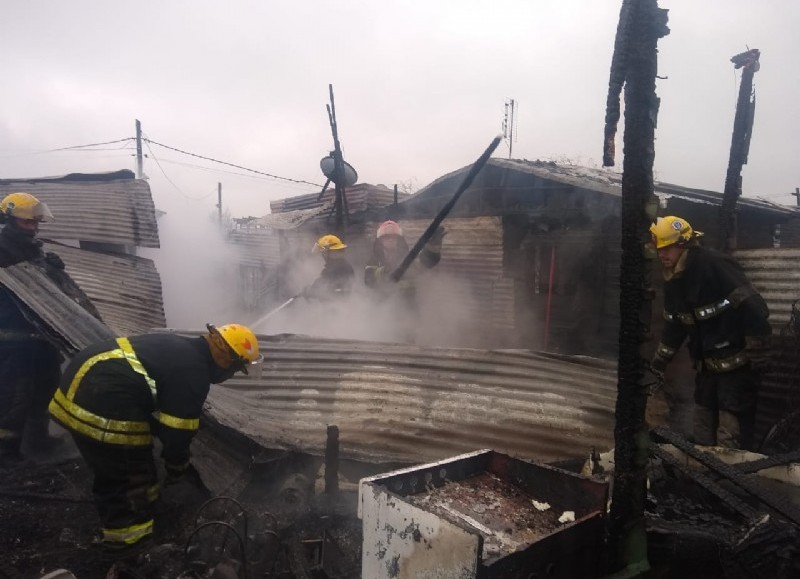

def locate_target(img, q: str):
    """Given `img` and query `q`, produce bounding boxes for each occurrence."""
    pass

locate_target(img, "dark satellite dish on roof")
[320,156,358,187]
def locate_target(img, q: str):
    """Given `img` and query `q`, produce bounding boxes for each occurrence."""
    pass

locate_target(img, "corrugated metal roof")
[270,183,407,215]
[0,262,115,354]
[736,248,800,327]
[415,159,799,217]
[43,242,166,335]
[206,335,617,464]
[0,170,160,247]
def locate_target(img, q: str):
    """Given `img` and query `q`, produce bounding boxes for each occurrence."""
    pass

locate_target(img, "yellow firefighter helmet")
[313,234,347,253]
[0,192,54,222]
[209,323,262,366]
[649,216,703,249]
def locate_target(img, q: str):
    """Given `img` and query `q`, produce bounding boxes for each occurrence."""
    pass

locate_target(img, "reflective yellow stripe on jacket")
[103,519,154,545]
[49,339,155,446]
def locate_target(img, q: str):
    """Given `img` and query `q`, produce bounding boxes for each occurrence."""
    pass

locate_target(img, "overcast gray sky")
[1,0,798,218]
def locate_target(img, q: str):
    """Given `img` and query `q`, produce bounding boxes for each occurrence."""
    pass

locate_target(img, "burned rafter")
[652,426,800,526]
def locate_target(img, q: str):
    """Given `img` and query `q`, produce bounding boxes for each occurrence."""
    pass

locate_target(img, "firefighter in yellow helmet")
[649,216,771,450]
[48,323,262,554]
[302,234,355,301]
[0,192,101,464]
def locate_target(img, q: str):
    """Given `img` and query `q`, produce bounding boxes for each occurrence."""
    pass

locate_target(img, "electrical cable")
[143,138,214,201]
[143,138,324,187]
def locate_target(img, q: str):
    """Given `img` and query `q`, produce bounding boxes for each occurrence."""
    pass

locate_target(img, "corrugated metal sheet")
[736,248,800,328]
[206,335,617,464]
[0,262,115,354]
[418,159,799,217]
[270,183,406,215]
[399,217,513,336]
[0,171,159,247]
[43,243,165,335]
[735,249,800,446]
[226,228,280,268]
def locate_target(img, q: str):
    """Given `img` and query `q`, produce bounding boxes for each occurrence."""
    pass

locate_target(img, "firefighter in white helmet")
[364,220,446,341]
[0,192,101,464]
[649,216,771,449]
[302,234,355,301]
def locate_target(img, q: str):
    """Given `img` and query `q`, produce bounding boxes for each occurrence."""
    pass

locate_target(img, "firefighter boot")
[25,416,66,456]
[0,434,24,466]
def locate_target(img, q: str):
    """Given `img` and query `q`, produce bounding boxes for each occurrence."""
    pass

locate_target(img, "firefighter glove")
[426,226,447,252]
[164,460,192,484]
[649,356,668,382]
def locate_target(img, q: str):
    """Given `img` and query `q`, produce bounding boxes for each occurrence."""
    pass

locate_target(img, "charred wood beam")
[607,0,669,574]
[602,0,634,167]
[718,49,760,251]
[733,448,800,474]
[652,426,800,526]
[652,446,761,523]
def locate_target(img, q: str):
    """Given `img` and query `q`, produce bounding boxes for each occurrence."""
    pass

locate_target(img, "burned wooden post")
[325,424,340,495]
[603,0,669,574]
[327,84,348,235]
[719,49,760,251]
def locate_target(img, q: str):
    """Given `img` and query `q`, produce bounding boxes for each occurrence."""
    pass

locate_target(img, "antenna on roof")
[502,99,517,159]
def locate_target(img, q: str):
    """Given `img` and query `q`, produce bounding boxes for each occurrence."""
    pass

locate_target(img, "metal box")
[359,449,608,579]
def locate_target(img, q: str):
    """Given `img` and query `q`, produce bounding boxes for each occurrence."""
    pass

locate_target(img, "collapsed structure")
[0,155,798,578]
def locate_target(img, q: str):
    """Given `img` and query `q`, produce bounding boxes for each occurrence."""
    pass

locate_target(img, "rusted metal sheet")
[205,334,617,464]
[0,262,115,354]
[358,449,608,578]
[0,170,159,248]
[43,243,165,335]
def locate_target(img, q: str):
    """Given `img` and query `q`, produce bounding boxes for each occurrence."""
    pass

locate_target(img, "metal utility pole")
[719,49,760,252]
[135,119,144,179]
[326,84,347,234]
[502,99,516,158]
[217,183,222,225]
[792,187,800,207]
[603,0,669,575]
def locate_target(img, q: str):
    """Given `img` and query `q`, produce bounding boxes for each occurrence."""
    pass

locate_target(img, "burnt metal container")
[359,449,608,579]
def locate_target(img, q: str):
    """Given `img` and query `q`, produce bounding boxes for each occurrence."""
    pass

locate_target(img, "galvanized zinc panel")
[0,172,159,247]
[206,335,617,464]
[0,262,115,354]
[43,243,165,335]
[736,248,800,328]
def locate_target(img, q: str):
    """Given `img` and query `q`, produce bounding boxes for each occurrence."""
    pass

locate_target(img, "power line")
[143,138,324,187]
[46,138,135,152]
[142,138,202,201]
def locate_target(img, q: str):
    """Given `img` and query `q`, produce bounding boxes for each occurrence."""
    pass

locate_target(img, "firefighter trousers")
[72,437,159,549]
[0,341,61,451]
[693,367,759,450]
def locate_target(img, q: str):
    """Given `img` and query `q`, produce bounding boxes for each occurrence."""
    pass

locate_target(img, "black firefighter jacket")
[49,333,216,469]
[657,246,771,373]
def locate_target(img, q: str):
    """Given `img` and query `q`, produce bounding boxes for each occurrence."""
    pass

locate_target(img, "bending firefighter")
[303,234,355,300]
[0,192,102,463]
[48,323,262,553]
[650,216,771,450]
